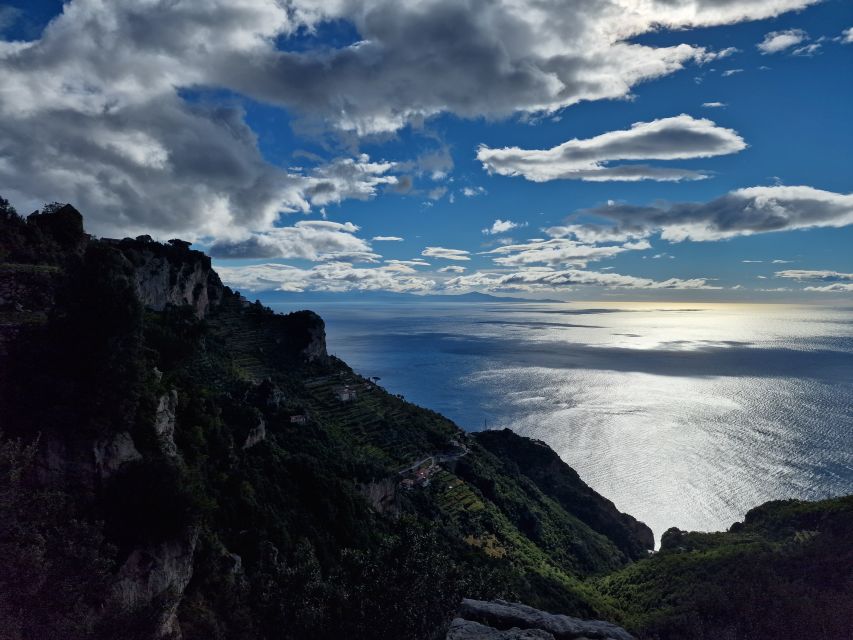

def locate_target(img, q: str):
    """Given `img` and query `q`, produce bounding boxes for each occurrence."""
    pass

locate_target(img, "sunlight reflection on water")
[271,300,853,543]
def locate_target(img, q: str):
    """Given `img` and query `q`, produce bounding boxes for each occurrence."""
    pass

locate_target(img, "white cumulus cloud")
[757,29,808,54]
[482,238,648,267]
[775,270,853,282]
[445,267,718,292]
[477,115,745,182]
[482,219,527,235]
[421,246,471,261]
[217,262,435,293]
[209,220,379,262]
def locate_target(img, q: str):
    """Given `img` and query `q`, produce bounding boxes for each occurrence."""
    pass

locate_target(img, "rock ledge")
[447,599,635,640]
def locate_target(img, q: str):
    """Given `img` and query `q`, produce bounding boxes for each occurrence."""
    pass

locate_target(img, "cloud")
[482,238,648,267]
[544,224,645,244]
[411,146,454,181]
[421,246,471,261]
[262,0,817,135]
[482,219,527,235]
[219,260,721,296]
[217,261,435,293]
[775,270,853,282]
[574,186,853,242]
[209,220,379,261]
[427,186,448,200]
[842,27,853,44]
[372,236,404,242]
[444,267,718,292]
[304,155,400,206]
[700,46,739,61]
[462,186,486,197]
[385,259,431,267]
[721,69,743,76]
[791,43,821,56]
[757,29,807,54]
[0,0,822,238]
[438,265,466,274]
[775,268,853,292]
[477,115,745,182]
[803,283,853,292]
[702,102,727,108]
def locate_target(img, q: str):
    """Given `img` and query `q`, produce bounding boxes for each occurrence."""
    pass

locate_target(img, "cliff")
[102,235,224,319]
[473,430,653,560]
[0,200,849,640]
[0,201,648,639]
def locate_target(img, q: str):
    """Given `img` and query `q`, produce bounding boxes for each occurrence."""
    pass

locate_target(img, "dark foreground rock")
[448,599,635,640]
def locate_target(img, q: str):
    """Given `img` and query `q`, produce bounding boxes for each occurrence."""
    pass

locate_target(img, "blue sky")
[1,0,851,299]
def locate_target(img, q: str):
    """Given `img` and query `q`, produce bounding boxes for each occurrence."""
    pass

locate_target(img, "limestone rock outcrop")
[449,599,635,640]
[447,619,555,639]
[94,431,142,479]
[113,527,199,638]
[243,415,267,449]
[155,390,180,457]
[107,236,224,319]
[358,477,400,515]
[300,311,328,362]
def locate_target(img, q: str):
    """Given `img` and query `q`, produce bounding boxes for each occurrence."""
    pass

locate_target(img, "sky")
[0,0,851,301]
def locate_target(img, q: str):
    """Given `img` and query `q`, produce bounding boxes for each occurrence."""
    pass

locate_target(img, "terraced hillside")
[0,202,652,639]
[2,201,850,640]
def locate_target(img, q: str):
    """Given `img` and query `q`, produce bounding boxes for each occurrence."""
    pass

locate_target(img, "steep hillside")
[1,199,850,640]
[0,200,650,639]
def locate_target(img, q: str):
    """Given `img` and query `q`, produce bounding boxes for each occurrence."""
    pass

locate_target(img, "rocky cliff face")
[0,206,223,325]
[104,236,224,319]
[0,205,340,639]
[113,527,200,638]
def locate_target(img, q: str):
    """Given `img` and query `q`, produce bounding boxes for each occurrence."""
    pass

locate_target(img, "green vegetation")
[599,496,853,639]
[1,201,850,640]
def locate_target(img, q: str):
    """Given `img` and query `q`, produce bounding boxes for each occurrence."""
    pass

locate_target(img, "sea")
[269,299,853,543]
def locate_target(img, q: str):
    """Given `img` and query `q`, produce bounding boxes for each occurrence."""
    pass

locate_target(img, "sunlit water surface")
[269,300,853,542]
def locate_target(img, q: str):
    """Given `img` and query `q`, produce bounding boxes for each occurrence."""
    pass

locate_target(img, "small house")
[335,386,357,402]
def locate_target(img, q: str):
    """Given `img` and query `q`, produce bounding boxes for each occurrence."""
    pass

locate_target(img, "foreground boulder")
[448,599,635,640]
